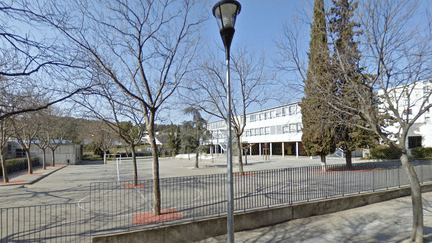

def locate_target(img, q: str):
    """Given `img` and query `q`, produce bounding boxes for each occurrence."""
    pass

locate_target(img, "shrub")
[370,146,402,160]
[0,157,40,176]
[411,147,432,159]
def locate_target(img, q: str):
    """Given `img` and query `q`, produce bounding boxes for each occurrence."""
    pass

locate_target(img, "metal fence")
[1,161,432,242]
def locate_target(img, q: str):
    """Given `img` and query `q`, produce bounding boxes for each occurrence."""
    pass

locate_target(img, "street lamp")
[212,1,241,243]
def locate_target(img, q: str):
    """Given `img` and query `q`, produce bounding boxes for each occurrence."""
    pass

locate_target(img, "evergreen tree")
[328,0,377,167]
[168,125,181,157]
[301,0,336,171]
[182,108,209,168]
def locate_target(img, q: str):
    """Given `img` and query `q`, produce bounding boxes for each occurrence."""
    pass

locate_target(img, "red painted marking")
[0,180,27,184]
[132,209,183,225]
[123,183,146,188]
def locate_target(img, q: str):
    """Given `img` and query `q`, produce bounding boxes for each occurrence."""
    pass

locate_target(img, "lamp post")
[212,1,241,242]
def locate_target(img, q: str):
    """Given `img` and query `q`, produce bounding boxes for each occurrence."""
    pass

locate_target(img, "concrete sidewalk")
[197,191,432,243]
[0,165,66,186]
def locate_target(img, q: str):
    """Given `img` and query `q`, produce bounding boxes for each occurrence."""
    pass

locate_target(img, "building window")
[282,108,286,116]
[424,86,430,98]
[265,127,270,134]
[260,127,265,135]
[270,126,276,135]
[276,109,281,117]
[270,111,275,119]
[276,125,282,134]
[250,114,256,122]
[297,123,303,131]
[403,109,413,115]
[283,125,289,133]
[259,113,263,121]
[289,124,296,132]
[255,128,260,136]
[408,136,422,149]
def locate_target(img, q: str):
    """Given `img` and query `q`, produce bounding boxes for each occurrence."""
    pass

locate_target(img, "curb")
[0,165,67,186]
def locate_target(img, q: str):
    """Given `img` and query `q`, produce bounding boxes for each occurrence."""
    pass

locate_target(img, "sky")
[192,0,312,123]
[3,0,314,124]
[205,0,307,56]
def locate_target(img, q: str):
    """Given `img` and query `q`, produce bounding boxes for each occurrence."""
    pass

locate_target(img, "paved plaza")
[1,155,431,242]
[0,155,356,208]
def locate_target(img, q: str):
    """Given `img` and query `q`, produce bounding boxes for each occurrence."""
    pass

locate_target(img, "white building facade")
[207,102,306,157]
[207,81,432,158]
[381,80,432,149]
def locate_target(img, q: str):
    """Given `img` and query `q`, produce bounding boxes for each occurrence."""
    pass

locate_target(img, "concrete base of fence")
[92,184,432,243]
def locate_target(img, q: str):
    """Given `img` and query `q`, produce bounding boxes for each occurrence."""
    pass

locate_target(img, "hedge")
[0,157,40,176]
[369,145,402,159]
[411,147,432,159]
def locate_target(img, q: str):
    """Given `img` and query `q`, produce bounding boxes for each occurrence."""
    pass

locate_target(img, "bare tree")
[76,84,145,186]
[11,111,40,174]
[94,126,116,165]
[34,0,204,216]
[54,0,202,215]
[45,113,77,167]
[34,111,51,170]
[278,0,432,241]
[0,118,13,182]
[309,0,432,241]
[0,3,91,121]
[187,46,271,174]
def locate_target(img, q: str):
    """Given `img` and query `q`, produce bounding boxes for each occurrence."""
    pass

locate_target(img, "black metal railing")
[1,161,431,242]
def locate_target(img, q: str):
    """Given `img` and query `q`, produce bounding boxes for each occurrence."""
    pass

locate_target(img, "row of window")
[249,105,300,123]
[244,123,303,137]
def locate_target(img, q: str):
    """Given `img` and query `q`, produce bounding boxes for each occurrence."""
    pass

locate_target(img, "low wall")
[30,144,82,165]
[92,184,432,243]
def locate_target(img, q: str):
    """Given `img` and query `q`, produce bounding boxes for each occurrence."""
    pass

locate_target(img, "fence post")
[398,166,400,188]
[420,164,423,184]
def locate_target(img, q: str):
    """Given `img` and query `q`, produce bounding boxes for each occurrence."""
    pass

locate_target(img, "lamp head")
[212,0,241,51]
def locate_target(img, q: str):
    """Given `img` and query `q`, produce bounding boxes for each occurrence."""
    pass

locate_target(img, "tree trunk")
[244,148,248,165]
[131,144,138,186]
[237,137,244,174]
[148,120,161,216]
[1,154,8,183]
[103,151,107,165]
[320,154,326,172]
[194,153,199,168]
[345,150,352,169]
[26,149,33,174]
[400,153,423,242]
[50,148,55,167]
[42,148,46,170]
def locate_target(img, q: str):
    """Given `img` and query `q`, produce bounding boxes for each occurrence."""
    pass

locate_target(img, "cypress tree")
[328,0,377,167]
[301,0,336,171]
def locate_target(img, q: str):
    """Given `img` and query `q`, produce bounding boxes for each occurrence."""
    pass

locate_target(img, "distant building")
[380,80,432,149]
[207,81,432,158]
[140,132,163,146]
[30,144,83,165]
[3,140,82,165]
[3,140,26,159]
[207,102,306,157]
